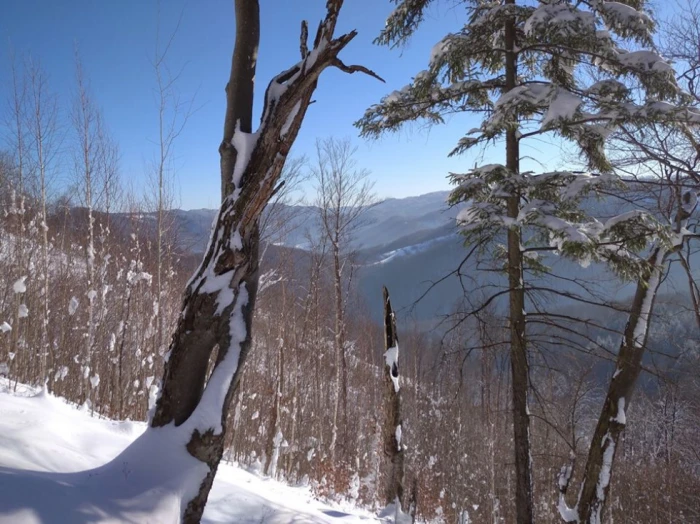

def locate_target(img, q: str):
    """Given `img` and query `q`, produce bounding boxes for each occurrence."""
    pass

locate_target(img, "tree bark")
[149,2,381,521]
[220,0,259,201]
[382,286,407,517]
[560,194,697,523]
[504,1,534,522]
[571,246,667,523]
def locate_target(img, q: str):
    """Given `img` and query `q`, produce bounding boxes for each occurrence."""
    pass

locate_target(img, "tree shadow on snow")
[0,466,150,523]
[0,428,191,523]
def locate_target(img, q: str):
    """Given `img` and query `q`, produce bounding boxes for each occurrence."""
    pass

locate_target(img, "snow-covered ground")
[0,380,377,523]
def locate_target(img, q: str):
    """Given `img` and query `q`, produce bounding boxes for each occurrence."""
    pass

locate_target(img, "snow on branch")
[376,0,433,48]
[449,164,676,277]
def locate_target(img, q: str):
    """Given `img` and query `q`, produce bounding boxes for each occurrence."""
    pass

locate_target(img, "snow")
[617,50,673,74]
[557,498,578,523]
[18,304,28,318]
[681,189,698,215]
[603,210,644,231]
[524,3,596,38]
[612,397,626,425]
[557,457,578,524]
[269,430,284,478]
[395,424,402,451]
[592,433,617,524]
[599,1,652,35]
[542,89,582,128]
[373,234,453,265]
[0,380,380,523]
[231,120,260,189]
[280,101,302,138]
[632,248,665,348]
[379,498,412,524]
[13,277,26,294]
[187,282,249,434]
[0,322,11,333]
[68,297,79,316]
[430,37,451,65]
[384,344,400,393]
[54,366,69,382]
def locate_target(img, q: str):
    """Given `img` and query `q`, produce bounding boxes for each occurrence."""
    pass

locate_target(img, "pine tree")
[357,1,698,522]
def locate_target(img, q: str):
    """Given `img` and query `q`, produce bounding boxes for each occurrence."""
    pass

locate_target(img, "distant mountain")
[165,191,459,255]
[149,190,700,327]
[156,192,467,321]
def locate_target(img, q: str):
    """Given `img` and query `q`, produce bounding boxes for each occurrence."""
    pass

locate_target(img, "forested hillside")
[1,0,700,522]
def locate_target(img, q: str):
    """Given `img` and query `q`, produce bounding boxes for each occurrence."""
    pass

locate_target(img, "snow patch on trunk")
[384,345,400,392]
[231,121,260,189]
[13,277,27,294]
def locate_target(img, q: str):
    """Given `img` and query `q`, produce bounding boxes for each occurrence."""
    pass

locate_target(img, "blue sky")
[1,1,574,209]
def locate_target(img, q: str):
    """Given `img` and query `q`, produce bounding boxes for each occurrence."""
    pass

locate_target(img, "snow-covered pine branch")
[359,0,699,171]
[360,1,700,522]
[448,164,675,279]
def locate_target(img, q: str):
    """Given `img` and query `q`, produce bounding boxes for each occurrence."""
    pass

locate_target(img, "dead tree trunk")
[149,2,382,522]
[382,286,408,519]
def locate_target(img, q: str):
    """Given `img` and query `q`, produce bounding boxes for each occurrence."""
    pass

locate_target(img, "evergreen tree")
[358,1,699,522]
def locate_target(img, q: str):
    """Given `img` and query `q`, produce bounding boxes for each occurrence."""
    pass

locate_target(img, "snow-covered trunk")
[503,3,534,522]
[381,286,408,519]
[284,342,299,478]
[83,186,96,405]
[330,353,341,463]
[301,242,325,456]
[572,246,667,523]
[39,175,50,384]
[147,1,377,520]
[151,206,262,520]
[25,60,56,386]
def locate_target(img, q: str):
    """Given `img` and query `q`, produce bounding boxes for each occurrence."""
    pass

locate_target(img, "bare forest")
[1,1,700,523]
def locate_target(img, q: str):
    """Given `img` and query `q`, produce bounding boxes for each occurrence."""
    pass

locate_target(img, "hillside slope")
[0,381,378,523]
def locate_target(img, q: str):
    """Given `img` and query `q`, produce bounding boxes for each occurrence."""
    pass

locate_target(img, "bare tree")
[148,5,193,361]
[310,136,376,461]
[4,51,30,378]
[71,51,102,404]
[26,57,59,384]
